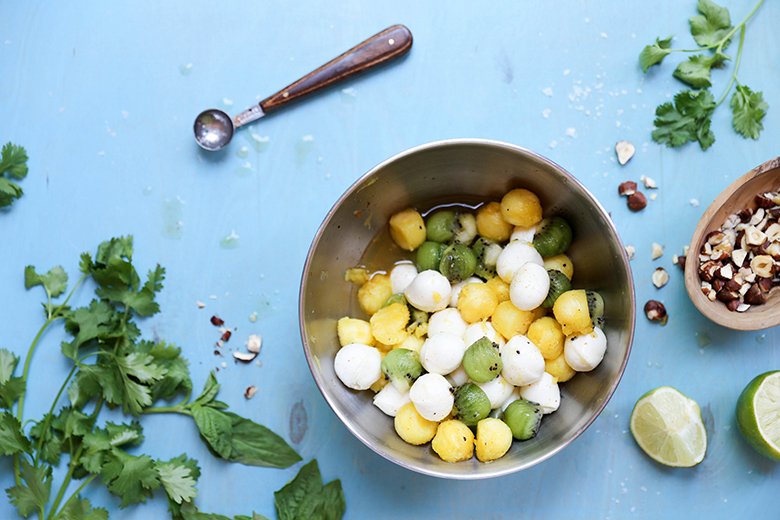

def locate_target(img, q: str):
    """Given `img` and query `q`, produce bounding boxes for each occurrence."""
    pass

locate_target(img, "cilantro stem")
[14,274,87,485]
[48,474,97,520]
[32,352,101,465]
[141,403,192,416]
[46,396,102,520]
[716,25,745,107]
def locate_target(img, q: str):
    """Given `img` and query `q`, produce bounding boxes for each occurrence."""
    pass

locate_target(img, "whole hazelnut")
[627,192,647,211]
[644,300,667,322]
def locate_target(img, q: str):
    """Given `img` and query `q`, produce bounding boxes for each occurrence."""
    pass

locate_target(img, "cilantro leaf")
[100,449,161,508]
[24,265,68,298]
[116,352,168,383]
[0,142,28,179]
[61,299,124,360]
[690,0,733,47]
[652,89,717,150]
[28,413,64,465]
[157,454,200,506]
[673,54,723,88]
[731,85,768,139]
[639,36,673,73]
[140,341,192,402]
[58,496,109,520]
[0,143,28,208]
[0,349,25,409]
[6,457,52,518]
[0,411,33,456]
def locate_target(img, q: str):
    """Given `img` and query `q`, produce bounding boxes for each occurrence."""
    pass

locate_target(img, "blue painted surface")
[1,0,779,518]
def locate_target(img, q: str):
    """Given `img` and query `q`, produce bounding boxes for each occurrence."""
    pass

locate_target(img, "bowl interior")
[685,155,780,331]
[299,139,635,479]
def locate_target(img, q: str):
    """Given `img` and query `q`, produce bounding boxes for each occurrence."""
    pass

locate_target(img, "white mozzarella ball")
[476,374,515,409]
[496,241,544,282]
[404,270,452,312]
[520,372,560,414]
[428,308,468,338]
[501,335,545,386]
[498,386,523,414]
[462,321,505,349]
[373,383,411,417]
[449,276,483,307]
[390,262,418,294]
[564,326,607,372]
[420,332,467,375]
[446,365,470,387]
[334,343,382,390]
[409,373,454,421]
[509,262,551,311]
[510,224,537,243]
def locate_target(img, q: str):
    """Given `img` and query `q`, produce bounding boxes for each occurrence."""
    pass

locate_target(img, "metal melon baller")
[194,24,413,151]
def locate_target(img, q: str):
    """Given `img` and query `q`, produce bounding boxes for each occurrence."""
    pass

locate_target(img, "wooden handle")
[259,25,412,113]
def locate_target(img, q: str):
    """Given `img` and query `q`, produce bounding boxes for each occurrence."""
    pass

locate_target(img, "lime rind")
[737,371,780,461]
[630,386,707,467]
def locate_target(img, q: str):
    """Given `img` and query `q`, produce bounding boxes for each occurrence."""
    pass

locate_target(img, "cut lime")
[736,370,780,461]
[629,386,707,467]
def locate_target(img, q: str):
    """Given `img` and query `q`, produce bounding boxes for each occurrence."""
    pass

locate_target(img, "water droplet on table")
[162,197,184,239]
[296,135,314,163]
[179,63,193,75]
[220,230,240,249]
[236,146,250,159]
[246,133,270,153]
[695,332,711,347]
[234,161,252,177]
[341,87,357,102]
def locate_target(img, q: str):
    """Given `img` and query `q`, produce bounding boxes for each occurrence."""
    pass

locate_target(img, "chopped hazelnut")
[245,386,258,399]
[651,243,664,260]
[618,181,637,196]
[744,284,767,305]
[652,267,670,288]
[625,245,635,260]
[755,194,774,208]
[615,141,636,165]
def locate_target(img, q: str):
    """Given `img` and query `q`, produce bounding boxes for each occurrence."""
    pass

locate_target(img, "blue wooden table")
[2,1,778,518]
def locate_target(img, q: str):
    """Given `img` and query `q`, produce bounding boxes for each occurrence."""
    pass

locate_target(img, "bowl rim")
[298,137,636,479]
[684,155,780,330]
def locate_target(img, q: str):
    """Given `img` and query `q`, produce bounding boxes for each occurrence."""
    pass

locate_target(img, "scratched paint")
[289,400,308,444]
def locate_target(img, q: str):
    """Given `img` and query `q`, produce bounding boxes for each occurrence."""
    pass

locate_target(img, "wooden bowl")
[686,155,780,330]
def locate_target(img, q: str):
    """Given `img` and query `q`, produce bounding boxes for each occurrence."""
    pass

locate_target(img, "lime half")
[736,370,780,461]
[629,386,707,467]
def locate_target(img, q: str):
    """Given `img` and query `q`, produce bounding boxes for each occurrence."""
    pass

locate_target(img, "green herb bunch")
[0,143,28,208]
[639,0,768,150]
[1,236,345,520]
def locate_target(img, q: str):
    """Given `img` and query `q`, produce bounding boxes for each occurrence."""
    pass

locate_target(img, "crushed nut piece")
[644,300,667,322]
[245,334,263,353]
[649,192,658,201]
[652,267,670,288]
[210,316,225,326]
[197,301,206,309]
[233,351,258,362]
[615,141,636,165]
[651,243,664,260]
[244,386,258,399]
[618,181,637,196]
[640,175,657,189]
[625,245,635,260]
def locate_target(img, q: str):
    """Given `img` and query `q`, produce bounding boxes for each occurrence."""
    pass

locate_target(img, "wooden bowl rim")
[685,155,780,331]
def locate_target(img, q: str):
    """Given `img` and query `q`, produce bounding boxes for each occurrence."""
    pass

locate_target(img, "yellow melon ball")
[457,283,499,323]
[344,267,370,285]
[491,300,535,339]
[370,303,410,345]
[337,317,376,347]
[485,276,511,303]
[432,420,475,463]
[552,289,592,336]
[527,316,565,360]
[393,334,425,354]
[543,254,574,281]
[389,208,426,251]
[545,353,576,383]
[476,201,513,242]
[395,402,438,445]
[500,189,543,227]
[475,418,513,462]
[357,273,393,317]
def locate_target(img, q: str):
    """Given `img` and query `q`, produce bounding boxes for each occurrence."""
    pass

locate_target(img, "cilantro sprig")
[639,0,768,150]
[0,143,29,208]
[1,237,344,520]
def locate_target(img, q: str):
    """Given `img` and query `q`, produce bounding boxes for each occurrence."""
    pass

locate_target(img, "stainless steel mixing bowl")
[299,138,635,479]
